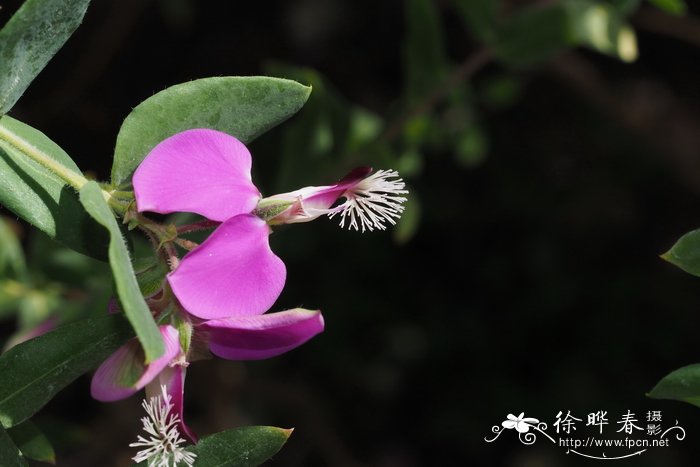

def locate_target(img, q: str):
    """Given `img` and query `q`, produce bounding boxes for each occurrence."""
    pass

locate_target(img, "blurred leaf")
[347,108,383,151]
[0,314,132,428]
[495,4,570,67]
[0,217,26,280]
[661,229,700,276]
[564,0,638,62]
[479,74,523,111]
[648,0,687,15]
[27,230,109,287]
[17,290,58,331]
[396,149,424,178]
[394,189,421,244]
[0,116,108,259]
[187,426,292,467]
[111,77,312,186]
[455,124,489,168]
[610,0,642,15]
[8,420,55,464]
[0,424,25,467]
[403,0,449,103]
[452,0,501,43]
[0,0,91,114]
[648,364,700,407]
[0,280,23,319]
[79,181,163,362]
[403,115,432,149]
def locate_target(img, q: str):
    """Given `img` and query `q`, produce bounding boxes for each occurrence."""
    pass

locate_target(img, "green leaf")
[78,181,164,362]
[111,77,312,186]
[495,4,571,67]
[0,314,132,428]
[0,116,108,259]
[187,426,292,467]
[452,0,501,43]
[648,0,687,15]
[8,420,55,464]
[0,424,26,467]
[0,0,91,114]
[648,364,700,407]
[564,0,638,62]
[403,0,449,103]
[661,228,700,276]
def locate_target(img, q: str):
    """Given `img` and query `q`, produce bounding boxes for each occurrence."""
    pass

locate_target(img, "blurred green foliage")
[1,0,699,464]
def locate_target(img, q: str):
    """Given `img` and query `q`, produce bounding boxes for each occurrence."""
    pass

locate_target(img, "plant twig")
[379,47,492,144]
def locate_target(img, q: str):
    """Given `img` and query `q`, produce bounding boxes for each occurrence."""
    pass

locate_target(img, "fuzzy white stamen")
[130,385,197,467]
[329,169,408,232]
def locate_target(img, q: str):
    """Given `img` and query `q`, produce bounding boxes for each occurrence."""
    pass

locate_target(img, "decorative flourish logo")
[484,410,686,461]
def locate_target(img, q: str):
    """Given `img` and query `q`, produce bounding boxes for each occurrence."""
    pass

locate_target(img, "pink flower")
[132,128,407,320]
[90,128,405,440]
[91,308,324,441]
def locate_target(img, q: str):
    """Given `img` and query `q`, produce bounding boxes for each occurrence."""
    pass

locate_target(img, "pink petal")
[133,129,261,222]
[168,214,286,319]
[90,325,181,402]
[201,308,324,360]
[146,365,197,443]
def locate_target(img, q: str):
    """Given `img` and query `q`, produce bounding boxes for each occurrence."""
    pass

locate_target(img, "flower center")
[330,169,408,232]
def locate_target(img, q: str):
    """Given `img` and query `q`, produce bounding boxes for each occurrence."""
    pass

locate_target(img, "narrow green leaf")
[403,0,449,104]
[0,0,91,114]
[0,116,108,259]
[452,0,501,43]
[111,77,312,186]
[661,228,700,277]
[78,181,164,362]
[187,426,292,467]
[494,4,571,67]
[0,424,26,467]
[8,420,55,464]
[648,0,687,15]
[648,364,700,407]
[0,314,133,428]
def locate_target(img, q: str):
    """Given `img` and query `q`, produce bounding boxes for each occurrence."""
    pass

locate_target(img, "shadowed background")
[3,0,700,465]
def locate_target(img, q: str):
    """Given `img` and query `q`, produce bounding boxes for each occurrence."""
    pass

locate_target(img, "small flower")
[132,129,407,320]
[259,166,408,232]
[502,413,539,433]
[130,384,197,467]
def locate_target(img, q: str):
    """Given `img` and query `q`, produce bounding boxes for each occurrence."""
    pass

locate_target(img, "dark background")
[3,0,700,465]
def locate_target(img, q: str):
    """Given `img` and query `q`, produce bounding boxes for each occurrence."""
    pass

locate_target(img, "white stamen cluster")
[130,385,197,467]
[330,169,408,232]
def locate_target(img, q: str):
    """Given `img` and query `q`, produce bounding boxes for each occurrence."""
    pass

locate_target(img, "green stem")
[0,124,88,190]
[0,122,129,215]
